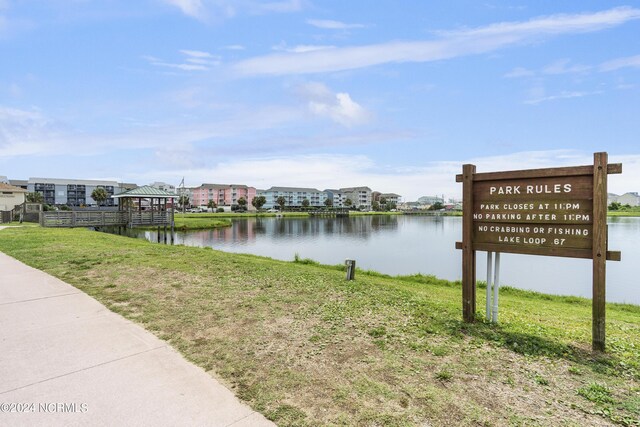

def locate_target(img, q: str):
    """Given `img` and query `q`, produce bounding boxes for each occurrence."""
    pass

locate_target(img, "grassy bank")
[133,216,232,231]
[173,216,231,231]
[0,227,638,426]
[179,212,310,218]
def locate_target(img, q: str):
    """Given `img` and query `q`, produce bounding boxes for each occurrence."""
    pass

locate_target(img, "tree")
[26,192,44,203]
[344,198,353,208]
[386,202,397,211]
[608,202,622,211]
[207,200,217,211]
[324,198,333,208]
[276,196,286,211]
[91,187,108,207]
[252,195,266,211]
[237,197,247,208]
[429,201,444,211]
[178,195,190,209]
[301,198,310,208]
[371,201,380,211]
[379,197,387,205]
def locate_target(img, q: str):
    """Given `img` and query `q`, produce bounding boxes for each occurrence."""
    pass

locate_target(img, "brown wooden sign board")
[456,152,621,351]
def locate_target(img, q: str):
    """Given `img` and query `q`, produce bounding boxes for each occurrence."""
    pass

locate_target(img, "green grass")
[0,227,639,426]
[608,206,640,217]
[131,215,232,231]
[608,211,640,217]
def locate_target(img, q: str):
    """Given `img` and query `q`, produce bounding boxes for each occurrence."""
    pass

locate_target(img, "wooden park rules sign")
[456,152,621,351]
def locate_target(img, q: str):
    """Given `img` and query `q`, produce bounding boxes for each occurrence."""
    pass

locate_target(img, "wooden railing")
[130,211,171,226]
[40,211,170,228]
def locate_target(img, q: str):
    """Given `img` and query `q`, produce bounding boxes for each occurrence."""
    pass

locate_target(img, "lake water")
[132,215,639,305]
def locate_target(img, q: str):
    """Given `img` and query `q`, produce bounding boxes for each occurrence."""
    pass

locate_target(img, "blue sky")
[1,1,639,200]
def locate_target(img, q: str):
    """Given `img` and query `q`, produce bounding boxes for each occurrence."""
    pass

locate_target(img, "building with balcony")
[373,192,401,205]
[191,184,256,209]
[259,187,328,209]
[27,178,122,207]
[324,189,345,208]
[340,186,372,210]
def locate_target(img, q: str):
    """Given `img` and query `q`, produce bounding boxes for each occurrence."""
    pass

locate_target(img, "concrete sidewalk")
[0,243,274,426]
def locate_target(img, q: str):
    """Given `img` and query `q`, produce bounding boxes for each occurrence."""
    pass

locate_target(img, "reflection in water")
[128,215,639,305]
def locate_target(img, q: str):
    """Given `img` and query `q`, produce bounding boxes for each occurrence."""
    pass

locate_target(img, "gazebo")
[112,185,177,232]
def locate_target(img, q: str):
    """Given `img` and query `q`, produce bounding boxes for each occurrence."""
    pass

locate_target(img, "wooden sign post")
[456,152,621,351]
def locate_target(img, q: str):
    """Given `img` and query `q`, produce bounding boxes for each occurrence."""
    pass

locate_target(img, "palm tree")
[276,196,286,211]
[91,188,108,207]
[207,200,217,211]
[324,198,333,208]
[178,195,190,209]
[301,198,310,209]
[344,198,353,209]
[26,192,44,203]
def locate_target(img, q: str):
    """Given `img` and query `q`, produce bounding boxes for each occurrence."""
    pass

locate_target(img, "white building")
[259,187,328,209]
[0,182,27,211]
[150,181,176,193]
[340,186,372,210]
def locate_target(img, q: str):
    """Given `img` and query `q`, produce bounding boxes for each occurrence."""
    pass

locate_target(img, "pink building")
[191,184,256,210]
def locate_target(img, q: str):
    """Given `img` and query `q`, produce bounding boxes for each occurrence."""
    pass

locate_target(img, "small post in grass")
[345,259,356,281]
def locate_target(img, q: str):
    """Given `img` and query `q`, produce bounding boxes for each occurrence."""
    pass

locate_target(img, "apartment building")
[149,181,176,193]
[27,178,124,207]
[259,187,328,209]
[191,184,256,209]
[340,186,372,210]
[324,189,345,208]
[378,193,401,205]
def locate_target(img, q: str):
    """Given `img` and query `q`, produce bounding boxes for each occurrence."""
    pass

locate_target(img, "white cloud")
[503,67,534,78]
[234,7,640,76]
[542,58,591,75]
[296,82,370,127]
[223,44,245,50]
[0,107,68,156]
[180,49,214,58]
[0,104,308,159]
[144,50,219,71]
[128,150,640,201]
[164,0,206,20]
[599,54,640,72]
[257,0,303,13]
[306,19,365,30]
[524,90,602,105]
[272,42,335,53]
[164,0,303,21]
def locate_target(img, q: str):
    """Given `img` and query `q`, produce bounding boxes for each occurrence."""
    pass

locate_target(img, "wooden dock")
[40,211,171,228]
[308,209,349,217]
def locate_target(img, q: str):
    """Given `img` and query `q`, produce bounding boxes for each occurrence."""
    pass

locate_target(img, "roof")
[197,183,250,190]
[340,186,372,192]
[29,177,120,186]
[265,186,323,193]
[0,182,28,193]
[380,193,401,197]
[111,185,178,198]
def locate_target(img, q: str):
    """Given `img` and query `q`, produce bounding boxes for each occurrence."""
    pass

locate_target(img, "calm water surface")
[135,215,639,305]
